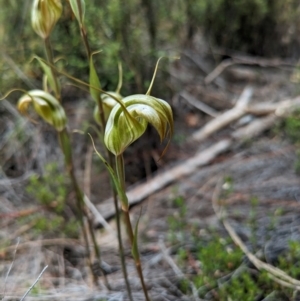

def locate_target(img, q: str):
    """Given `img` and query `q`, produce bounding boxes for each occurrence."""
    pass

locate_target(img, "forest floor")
[1,39,300,300]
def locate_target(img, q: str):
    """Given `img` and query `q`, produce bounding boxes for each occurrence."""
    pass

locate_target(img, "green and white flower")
[18,90,66,131]
[104,94,173,156]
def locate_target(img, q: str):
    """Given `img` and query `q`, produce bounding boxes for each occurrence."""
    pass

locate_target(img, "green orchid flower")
[17,90,66,131]
[104,94,173,156]
[94,91,123,126]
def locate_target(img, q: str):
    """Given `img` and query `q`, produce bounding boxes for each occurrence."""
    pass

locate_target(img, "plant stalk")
[43,37,61,101]
[74,6,131,293]
[58,129,96,283]
[116,154,151,301]
[109,152,133,300]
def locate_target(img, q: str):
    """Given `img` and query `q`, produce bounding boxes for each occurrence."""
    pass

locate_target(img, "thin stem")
[109,153,133,301]
[74,4,132,296]
[76,0,91,59]
[43,37,60,101]
[58,129,97,284]
[86,212,111,289]
[43,28,104,286]
[116,154,151,301]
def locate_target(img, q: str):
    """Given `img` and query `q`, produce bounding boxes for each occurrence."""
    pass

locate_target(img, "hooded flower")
[18,90,66,131]
[104,94,173,156]
[94,91,123,125]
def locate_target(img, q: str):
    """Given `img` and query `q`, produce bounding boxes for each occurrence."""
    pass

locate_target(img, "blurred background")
[1,0,300,96]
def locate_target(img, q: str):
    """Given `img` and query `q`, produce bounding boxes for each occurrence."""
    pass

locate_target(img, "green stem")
[43,37,60,101]
[116,154,151,301]
[74,4,132,296]
[76,0,91,59]
[43,31,104,286]
[58,129,96,283]
[109,152,133,301]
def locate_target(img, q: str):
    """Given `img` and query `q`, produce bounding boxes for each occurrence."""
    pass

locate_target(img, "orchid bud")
[104,94,173,156]
[31,0,62,39]
[18,90,66,131]
[94,92,122,125]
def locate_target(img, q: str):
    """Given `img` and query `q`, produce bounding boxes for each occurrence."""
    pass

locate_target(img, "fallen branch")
[20,265,48,301]
[205,52,296,85]
[0,238,80,258]
[189,86,253,142]
[159,238,202,301]
[180,90,219,117]
[204,59,236,85]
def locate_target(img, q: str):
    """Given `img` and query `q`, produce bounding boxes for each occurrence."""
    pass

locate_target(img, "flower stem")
[43,37,60,101]
[58,129,96,283]
[107,152,133,300]
[116,154,151,301]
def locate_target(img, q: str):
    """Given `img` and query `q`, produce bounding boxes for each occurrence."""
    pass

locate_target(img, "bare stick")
[84,194,114,232]
[1,238,20,300]
[19,265,48,301]
[204,59,236,85]
[159,238,202,301]
[189,86,253,142]
[180,91,219,118]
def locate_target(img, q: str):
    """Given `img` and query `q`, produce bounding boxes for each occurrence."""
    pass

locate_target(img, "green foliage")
[282,110,300,143]
[277,110,300,174]
[167,196,300,300]
[194,235,243,290]
[167,195,187,243]
[2,0,300,98]
[198,0,300,57]
[25,162,79,238]
[278,241,300,279]
[26,162,67,213]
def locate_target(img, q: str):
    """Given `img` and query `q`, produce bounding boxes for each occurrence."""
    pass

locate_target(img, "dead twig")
[159,238,203,301]
[19,265,48,301]
[190,86,253,142]
[180,91,219,118]
[0,239,80,258]
[84,194,114,232]
[204,59,236,85]
[205,51,297,85]
[1,238,20,301]
[212,178,300,290]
